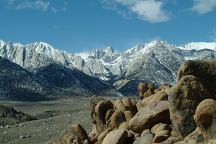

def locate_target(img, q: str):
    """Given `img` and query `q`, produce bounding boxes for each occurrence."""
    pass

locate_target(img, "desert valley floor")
[0,98,93,144]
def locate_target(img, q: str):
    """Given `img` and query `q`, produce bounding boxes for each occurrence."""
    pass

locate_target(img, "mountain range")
[0,56,119,101]
[0,40,216,99]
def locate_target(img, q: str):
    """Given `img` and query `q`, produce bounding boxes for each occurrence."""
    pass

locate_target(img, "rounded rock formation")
[194,99,216,140]
[102,129,128,144]
[94,100,114,133]
[53,124,90,144]
[169,75,212,138]
[177,60,216,98]
[129,101,170,134]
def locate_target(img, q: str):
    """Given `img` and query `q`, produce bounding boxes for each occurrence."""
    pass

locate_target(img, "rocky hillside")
[0,56,48,101]
[51,60,216,144]
[35,63,121,97]
[0,56,120,101]
[1,40,216,95]
[0,105,35,126]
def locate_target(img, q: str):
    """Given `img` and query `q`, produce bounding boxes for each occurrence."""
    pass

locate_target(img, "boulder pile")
[52,60,216,144]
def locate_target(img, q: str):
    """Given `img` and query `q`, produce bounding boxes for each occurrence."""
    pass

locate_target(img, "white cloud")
[5,0,65,13]
[16,0,50,11]
[192,0,216,14]
[101,0,170,23]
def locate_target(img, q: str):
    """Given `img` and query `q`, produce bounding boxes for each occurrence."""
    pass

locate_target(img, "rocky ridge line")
[1,40,216,95]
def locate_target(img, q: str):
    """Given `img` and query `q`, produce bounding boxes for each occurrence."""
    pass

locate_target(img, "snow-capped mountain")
[0,56,120,100]
[0,40,216,95]
[179,42,216,51]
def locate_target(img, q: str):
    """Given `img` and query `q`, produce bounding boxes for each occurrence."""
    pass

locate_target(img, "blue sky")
[0,0,216,52]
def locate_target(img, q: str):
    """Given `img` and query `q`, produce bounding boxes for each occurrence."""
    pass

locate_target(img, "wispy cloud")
[51,7,58,13]
[192,0,216,14]
[8,0,16,5]
[100,0,170,23]
[16,0,50,11]
[5,0,66,13]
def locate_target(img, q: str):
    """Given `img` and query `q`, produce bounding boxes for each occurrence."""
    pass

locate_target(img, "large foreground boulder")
[194,99,216,140]
[169,75,212,138]
[129,101,170,134]
[177,60,216,98]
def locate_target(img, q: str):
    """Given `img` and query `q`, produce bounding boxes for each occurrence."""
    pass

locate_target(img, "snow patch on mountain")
[0,39,216,91]
[179,42,216,51]
[75,52,91,61]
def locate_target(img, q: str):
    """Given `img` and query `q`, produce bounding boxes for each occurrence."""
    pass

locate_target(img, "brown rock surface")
[105,109,115,123]
[107,110,126,129]
[151,123,171,135]
[169,75,212,138]
[124,110,135,122]
[138,83,156,99]
[133,129,153,144]
[94,100,114,133]
[122,98,133,109]
[194,99,216,140]
[129,101,170,133]
[53,124,90,144]
[119,122,129,130]
[102,129,128,144]
[152,130,170,143]
[177,60,216,98]
[136,101,143,111]
[88,125,98,143]
[114,99,126,112]
[97,128,112,144]
[90,97,106,124]
[142,90,168,106]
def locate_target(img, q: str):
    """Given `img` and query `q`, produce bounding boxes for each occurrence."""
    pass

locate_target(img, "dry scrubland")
[0,98,94,144]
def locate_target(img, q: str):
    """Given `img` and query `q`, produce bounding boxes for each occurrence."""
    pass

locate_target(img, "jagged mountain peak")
[76,46,120,64]
[101,46,114,53]
[123,41,172,57]
[27,42,54,49]
[145,40,177,49]
[0,40,23,48]
[0,40,6,46]
[1,39,216,96]
[26,42,63,57]
[89,46,117,56]
[147,40,168,46]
